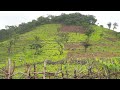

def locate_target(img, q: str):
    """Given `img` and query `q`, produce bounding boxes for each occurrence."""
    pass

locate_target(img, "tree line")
[0,13,97,42]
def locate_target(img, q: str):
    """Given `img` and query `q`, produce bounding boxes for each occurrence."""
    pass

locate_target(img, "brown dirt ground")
[67,52,120,60]
[105,37,118,42]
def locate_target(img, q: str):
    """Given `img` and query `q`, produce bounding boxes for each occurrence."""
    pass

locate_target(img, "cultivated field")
[0,24,120,79]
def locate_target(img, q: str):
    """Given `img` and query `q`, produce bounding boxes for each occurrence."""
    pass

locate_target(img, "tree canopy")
[0,13,97,42]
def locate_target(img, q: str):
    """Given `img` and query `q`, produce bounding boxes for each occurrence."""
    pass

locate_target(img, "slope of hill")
[0,24,66,65]
[0,24,120,63]
[0,23,120,79]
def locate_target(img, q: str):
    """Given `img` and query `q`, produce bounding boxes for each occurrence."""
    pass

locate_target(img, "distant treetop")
[0,13,97,42]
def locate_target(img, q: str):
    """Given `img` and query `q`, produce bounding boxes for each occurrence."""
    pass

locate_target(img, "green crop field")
[0,12,120,79]
[0,23,120,79]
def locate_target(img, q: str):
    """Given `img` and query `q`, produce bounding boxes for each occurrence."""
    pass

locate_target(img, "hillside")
[0,12,120,79]
[0,24,119,63]
[0,23,120,79]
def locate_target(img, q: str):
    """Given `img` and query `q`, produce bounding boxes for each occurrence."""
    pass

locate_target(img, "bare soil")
[106,37,118,42]
[67,52,120,60]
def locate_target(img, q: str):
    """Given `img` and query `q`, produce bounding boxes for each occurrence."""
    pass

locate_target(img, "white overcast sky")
[0,11,120,32]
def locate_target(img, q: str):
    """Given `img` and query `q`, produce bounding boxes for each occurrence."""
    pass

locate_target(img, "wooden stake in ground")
[74,69,77,79]
[8,58,11,79]
[61,71,64,79]
[43,60,47,79]
[25,64,31,79]
[66,70,68,78]
[34,64,37,79]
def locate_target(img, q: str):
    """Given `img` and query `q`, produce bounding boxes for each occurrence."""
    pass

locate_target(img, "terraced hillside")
[0,24,120,79]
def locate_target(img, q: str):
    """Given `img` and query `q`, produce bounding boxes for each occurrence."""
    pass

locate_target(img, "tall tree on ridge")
[113,22,118,30]
[107,22,112,30]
